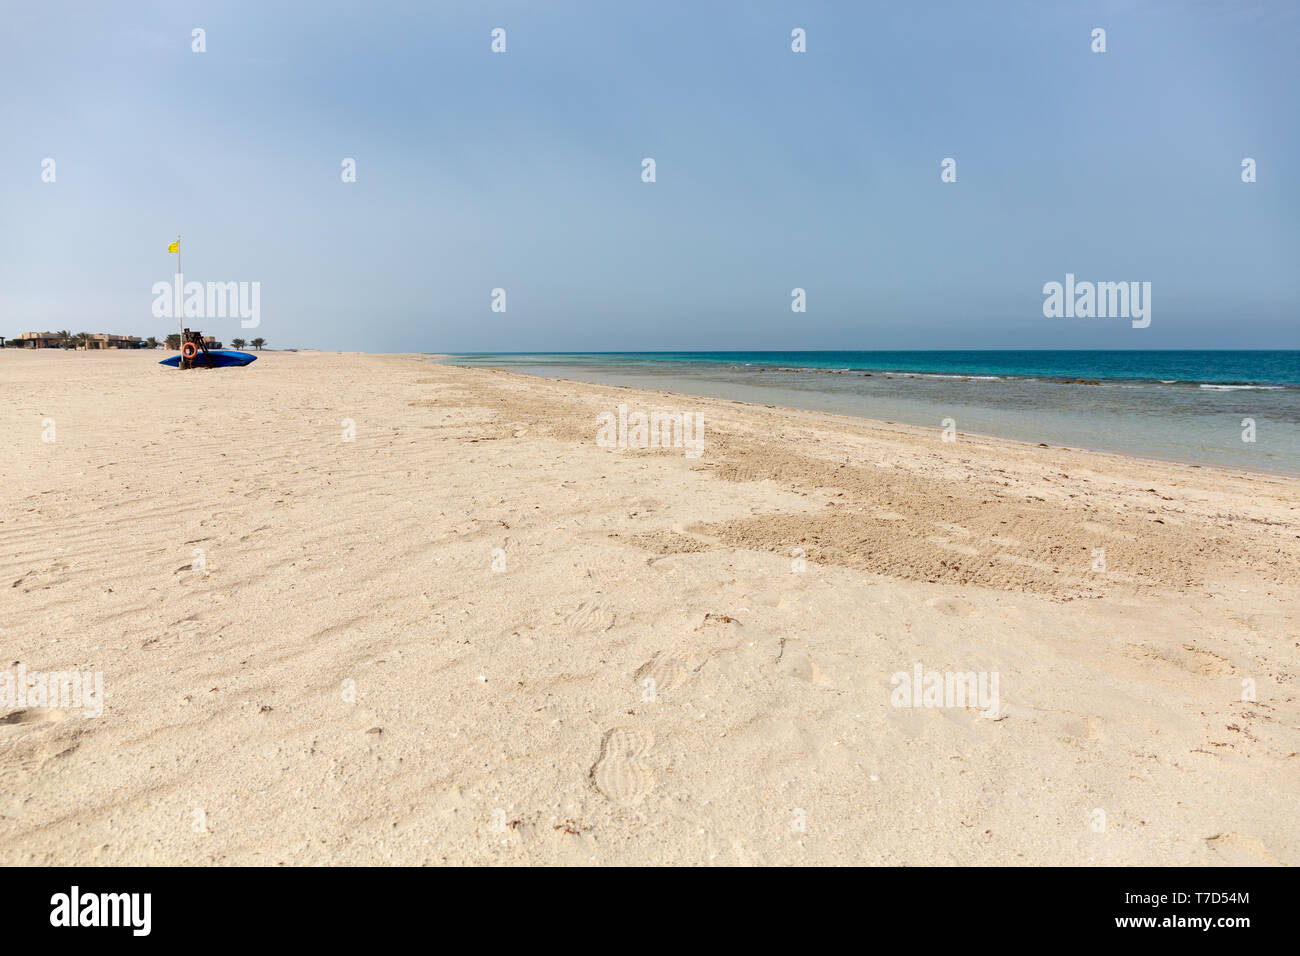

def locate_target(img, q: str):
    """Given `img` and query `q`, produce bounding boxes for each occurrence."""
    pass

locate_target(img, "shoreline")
[435,350,1300,388]
[434,357,1300,481]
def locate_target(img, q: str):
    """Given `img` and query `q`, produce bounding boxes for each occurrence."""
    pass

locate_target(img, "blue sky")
[2,0,1296,351]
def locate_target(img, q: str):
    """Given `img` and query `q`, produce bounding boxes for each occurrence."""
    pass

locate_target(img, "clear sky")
[2,0,1296,351]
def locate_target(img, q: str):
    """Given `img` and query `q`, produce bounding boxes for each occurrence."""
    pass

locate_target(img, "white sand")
[1,349,1296,865]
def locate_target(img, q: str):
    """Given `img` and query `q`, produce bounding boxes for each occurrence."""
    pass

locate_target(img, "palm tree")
[73,332,90,349]
[145,337,159,349]
[56,330,71,348]
[231,337,247,349]
[250,337,266,350]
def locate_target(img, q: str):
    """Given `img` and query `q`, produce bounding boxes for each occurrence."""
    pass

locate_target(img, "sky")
[1,0,1297,352]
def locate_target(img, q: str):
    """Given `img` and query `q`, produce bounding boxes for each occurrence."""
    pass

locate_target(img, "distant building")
[14,332,63,348]
[10,332,148,349]
[85,334,147,350]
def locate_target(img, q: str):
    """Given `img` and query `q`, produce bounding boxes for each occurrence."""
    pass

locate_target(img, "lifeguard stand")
[178,328,214,369]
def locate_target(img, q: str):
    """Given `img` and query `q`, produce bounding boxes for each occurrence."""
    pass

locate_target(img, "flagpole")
[176,234,182,351]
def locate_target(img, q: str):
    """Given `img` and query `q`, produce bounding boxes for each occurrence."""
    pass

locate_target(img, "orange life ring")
[181,342,198,359]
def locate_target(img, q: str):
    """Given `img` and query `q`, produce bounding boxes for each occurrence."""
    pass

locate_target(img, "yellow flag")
[167,240,179,253]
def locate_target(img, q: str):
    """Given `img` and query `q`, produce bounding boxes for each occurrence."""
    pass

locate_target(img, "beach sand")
[1,349,1297,865]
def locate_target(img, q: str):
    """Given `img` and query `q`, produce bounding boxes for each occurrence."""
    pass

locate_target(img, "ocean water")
[443,352,1300,474]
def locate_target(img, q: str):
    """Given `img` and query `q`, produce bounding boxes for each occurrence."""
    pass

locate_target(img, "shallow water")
[444,352,1300,474]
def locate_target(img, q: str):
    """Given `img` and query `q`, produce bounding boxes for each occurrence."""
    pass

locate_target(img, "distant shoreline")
[440,350,1300,388]
[441,352,1300,475]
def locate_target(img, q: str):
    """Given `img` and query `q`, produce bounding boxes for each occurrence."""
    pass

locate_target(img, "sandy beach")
[1,349,1297,866]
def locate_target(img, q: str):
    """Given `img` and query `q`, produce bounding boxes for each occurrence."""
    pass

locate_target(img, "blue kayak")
[159,350,257,368]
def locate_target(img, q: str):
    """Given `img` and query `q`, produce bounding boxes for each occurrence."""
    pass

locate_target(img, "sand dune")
[1,350,1296,865]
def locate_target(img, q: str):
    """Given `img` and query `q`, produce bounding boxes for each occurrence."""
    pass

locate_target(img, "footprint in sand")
[1205,832,1283,866]
[0,709,82,774]
[564,601,616,635]
[1122,642,1235,678]
[590,728,655,806]
[633,653,690,696]
[926,596,979,618]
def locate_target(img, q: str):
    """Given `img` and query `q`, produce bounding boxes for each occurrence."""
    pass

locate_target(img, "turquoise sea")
[443,351,1300,474]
